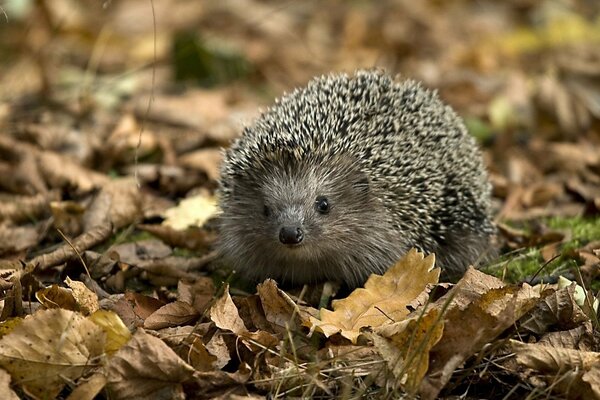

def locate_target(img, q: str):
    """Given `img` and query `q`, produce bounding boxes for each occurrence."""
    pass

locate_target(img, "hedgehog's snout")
[279,226,304,245]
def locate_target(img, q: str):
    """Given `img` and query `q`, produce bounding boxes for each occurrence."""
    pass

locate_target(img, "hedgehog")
[217,70,495,288]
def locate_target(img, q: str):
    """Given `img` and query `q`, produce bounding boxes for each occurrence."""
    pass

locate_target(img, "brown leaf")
[520,284,588,335]
[209,284,247,335]
[144,301,200,330]
[257,279,316,332]
[512,340,600,399]
[106,329,195,400]
[83,178,143,231]
[419,270,542,399]
[0,309,106,399]
[36,284,78,311]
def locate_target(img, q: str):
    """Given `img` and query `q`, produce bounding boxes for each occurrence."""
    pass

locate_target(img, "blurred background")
[0,0,599,283]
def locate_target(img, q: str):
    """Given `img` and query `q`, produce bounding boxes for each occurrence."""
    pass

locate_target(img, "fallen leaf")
[88,310,132,354]
[106,329,195,400]
[373,307,444,394]
[66,277,100,315]
[163,194,219,230]
[0,309,106,399]
[310,249,440,343]
[144,301,200,330]
[0,368,19,400]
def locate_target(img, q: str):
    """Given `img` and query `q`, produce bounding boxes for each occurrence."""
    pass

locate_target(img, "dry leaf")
[373,307,444,394]
[36,284,78,311]
[420,273,542,399]
[0,368,19,400]
[106,329,195,400]
[0,309,106,399]
[310,249,440,343]
[512,340,600,399]
[88,310,132,354]
[163,194,219,230]
[144,301,200,330]
[66,277,100,315]
[209,284,247,335]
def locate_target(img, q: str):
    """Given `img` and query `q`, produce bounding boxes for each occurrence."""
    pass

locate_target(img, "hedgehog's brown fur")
[218,70,495,287]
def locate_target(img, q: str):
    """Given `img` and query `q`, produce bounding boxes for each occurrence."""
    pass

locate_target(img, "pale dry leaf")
[163,194,219,230]
[373,307,444,394]
[0,368,19,400]
[206,331,231,370]
[66,277,99,315]
[66,372,108,400]
[209,284,247,335]
[512,340,600,372]
[310,249,440,343]
[0,309,106,399]
[106,329,195,400]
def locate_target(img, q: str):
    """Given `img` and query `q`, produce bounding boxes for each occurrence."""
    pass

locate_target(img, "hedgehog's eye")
[263,205,271,217]
[315,196,330,214]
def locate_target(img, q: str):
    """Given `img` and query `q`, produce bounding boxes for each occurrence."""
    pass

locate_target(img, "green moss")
[485,216,599,283]
[546,216,600,243]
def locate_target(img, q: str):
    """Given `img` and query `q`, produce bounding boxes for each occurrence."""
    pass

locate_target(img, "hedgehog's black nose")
[279,226,304,245]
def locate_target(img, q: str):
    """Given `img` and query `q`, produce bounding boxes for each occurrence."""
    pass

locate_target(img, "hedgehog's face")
[219,155,393,285]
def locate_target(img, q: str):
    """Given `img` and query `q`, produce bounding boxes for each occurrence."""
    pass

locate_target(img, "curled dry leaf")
[209,284,279,352]
[66,277,100,315]
[36,284,78,311]
[511,340,600,399]
[106,329,195,400]
[519,283,588,335]
[0,309,106,399]
[309,249,440,344]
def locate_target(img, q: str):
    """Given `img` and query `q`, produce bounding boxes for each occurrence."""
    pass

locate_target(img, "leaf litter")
[0,0,600,399]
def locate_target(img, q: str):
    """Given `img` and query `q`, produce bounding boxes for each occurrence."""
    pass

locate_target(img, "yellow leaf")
[310,249,440,343]
[373,308,444,394]
[89,310,132,354]
[163,194,219,230]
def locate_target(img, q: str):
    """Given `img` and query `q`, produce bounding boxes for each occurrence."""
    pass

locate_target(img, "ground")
[0,1,599,399]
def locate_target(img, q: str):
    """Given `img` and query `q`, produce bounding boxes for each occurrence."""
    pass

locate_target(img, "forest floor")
[0,1,599,399]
